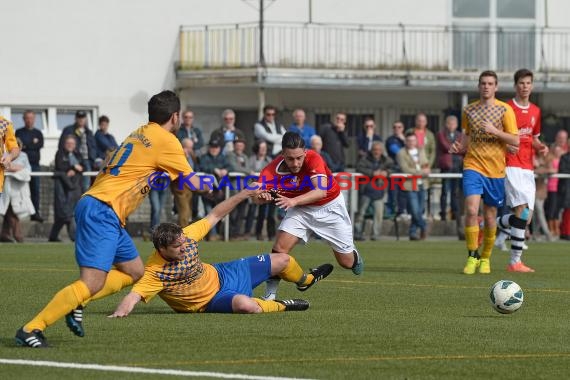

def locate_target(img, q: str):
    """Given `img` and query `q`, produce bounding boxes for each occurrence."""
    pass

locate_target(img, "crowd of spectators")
[1,107,569,243]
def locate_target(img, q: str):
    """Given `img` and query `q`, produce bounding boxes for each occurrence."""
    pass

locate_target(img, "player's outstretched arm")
[275,176,326,210]
[206,188,259,226]
[108,292,142,318]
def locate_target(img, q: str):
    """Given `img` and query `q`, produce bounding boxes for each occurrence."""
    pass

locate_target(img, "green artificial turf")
[0,239,569,379]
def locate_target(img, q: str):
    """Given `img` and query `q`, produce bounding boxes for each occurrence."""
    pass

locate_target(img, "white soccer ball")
[489,280,524,314]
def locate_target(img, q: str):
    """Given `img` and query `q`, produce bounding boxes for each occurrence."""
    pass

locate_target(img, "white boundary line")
[0,358,314,380]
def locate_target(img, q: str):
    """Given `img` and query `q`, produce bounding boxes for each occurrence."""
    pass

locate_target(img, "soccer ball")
[489,280,524,314]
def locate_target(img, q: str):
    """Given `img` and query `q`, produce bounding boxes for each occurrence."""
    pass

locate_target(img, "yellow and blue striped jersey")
[86,122,193,225]
[462,99,518,178]
[0,117,18,193]
[132,218,221,313]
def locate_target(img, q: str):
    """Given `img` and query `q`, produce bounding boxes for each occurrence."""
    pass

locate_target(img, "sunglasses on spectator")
[265,112,275,116]
[365,124,375,128]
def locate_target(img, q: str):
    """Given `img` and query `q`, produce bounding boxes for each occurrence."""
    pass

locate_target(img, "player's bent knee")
[334,253,353,269]
[269,253,289,273]
[232,295,262,314]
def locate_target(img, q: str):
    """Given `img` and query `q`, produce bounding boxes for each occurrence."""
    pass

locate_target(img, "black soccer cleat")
[276,299,310,311]
[296,263,334,291]
[15,327,48,348]
[65,306,85,337]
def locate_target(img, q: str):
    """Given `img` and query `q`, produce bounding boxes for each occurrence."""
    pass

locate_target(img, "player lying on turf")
[109,188,333,318]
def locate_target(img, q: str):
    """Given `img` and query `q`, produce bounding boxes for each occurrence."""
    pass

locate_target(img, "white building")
[2,0,570,166]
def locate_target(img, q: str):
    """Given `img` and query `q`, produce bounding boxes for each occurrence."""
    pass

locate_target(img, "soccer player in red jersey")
[495,69,549,272]
[255,132,363,299]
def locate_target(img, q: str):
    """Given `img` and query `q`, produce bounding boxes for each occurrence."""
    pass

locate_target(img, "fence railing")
[22,171,570,242]
[179,22,570,73]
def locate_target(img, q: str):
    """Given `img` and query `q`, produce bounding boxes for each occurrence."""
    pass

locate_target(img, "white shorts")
[505,167,535,210]
[278,193,356,254]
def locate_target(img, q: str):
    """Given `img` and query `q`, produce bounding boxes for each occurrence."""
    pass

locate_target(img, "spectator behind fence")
[436,115,464,221]
[58,110,96,193]
[545,145,564,238]
[289,108,316,148]
[320,112,349,171]
[176,110,204,155]
[254,105,286,157]
[16,110,44,223]
[170,138,197,228]
[244,140,275,240]
[357,117,382,160]
[210,109,246,154]
[199,138,231,240]
[310,135,342,172]
[49,135,83,242]
[354,141,393,241]
[558,150,570,240]
[226,137,252,239]
[0,116,20,203]
[0,139,34,243]
[385,121,407,218]
[94,115,118,164]
[408,112,436,168]
[397,131,430,240]
[533,153,553,241]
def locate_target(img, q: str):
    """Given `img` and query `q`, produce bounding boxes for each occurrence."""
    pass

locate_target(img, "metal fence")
[179,22,570,73]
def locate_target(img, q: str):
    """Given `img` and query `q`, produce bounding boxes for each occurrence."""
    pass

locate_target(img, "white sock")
[262,278,281,300]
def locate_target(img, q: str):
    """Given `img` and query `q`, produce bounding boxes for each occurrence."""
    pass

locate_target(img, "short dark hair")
[405,130,416,138]
[23,110,35,118]
[479,70,498,85]
[252,140,266,154]
[151,222,183,250]
[148,90,181,125]
[514,68,533,84]
[263,105,276,114]
[98,115,110,125]
[282,131,305,150]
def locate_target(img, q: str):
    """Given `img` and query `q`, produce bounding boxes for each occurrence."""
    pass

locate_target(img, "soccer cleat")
[276,299,310,311]
[463,257,480,275]
[15,327,48,348]
[65,306,85,337]
[478,258,491,274]
[507,261,535,273]
[522,242,529,250]
[297,264,334,291]
[352,252,364,275]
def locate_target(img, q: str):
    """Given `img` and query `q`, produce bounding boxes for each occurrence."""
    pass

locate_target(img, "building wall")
[1,0,569,164]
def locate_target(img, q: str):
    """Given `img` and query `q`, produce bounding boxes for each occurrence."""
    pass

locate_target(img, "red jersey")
[506,99,541,170]
[258,149,340,206]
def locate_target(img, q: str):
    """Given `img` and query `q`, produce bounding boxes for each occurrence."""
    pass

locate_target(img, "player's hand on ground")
[107,308,130,318]
[275,194,296,210]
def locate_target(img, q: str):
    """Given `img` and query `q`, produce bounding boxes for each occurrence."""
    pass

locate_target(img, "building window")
[10,109,47,131]
[56,109,93,131]
[453,0,490,18]
[497,0,535,18]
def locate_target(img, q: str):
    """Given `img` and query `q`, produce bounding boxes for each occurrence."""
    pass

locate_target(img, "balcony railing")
[179,22,570,73]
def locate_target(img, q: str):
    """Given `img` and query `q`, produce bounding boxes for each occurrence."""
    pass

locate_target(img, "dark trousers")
[49,218,76,241]
[30,163,41,215]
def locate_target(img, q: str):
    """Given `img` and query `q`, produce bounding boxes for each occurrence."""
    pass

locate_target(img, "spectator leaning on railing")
[15,110,44,223]
[354,141,393,241]
[397,131,430,241]
[58,110,96,193]
[0,138,34,243]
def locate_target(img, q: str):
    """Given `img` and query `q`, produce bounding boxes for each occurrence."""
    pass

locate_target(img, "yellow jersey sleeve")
[132,263,165,303]
[85,123,193,225]
[502,103,518,135]
[182,218,212,242]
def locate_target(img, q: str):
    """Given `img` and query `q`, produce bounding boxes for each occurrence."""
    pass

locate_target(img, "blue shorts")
[463,169,505,208]
[206,254,272,313]
[74,196,139,272]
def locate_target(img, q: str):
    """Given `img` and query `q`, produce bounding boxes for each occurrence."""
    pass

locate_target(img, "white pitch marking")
[0,359,314,380]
